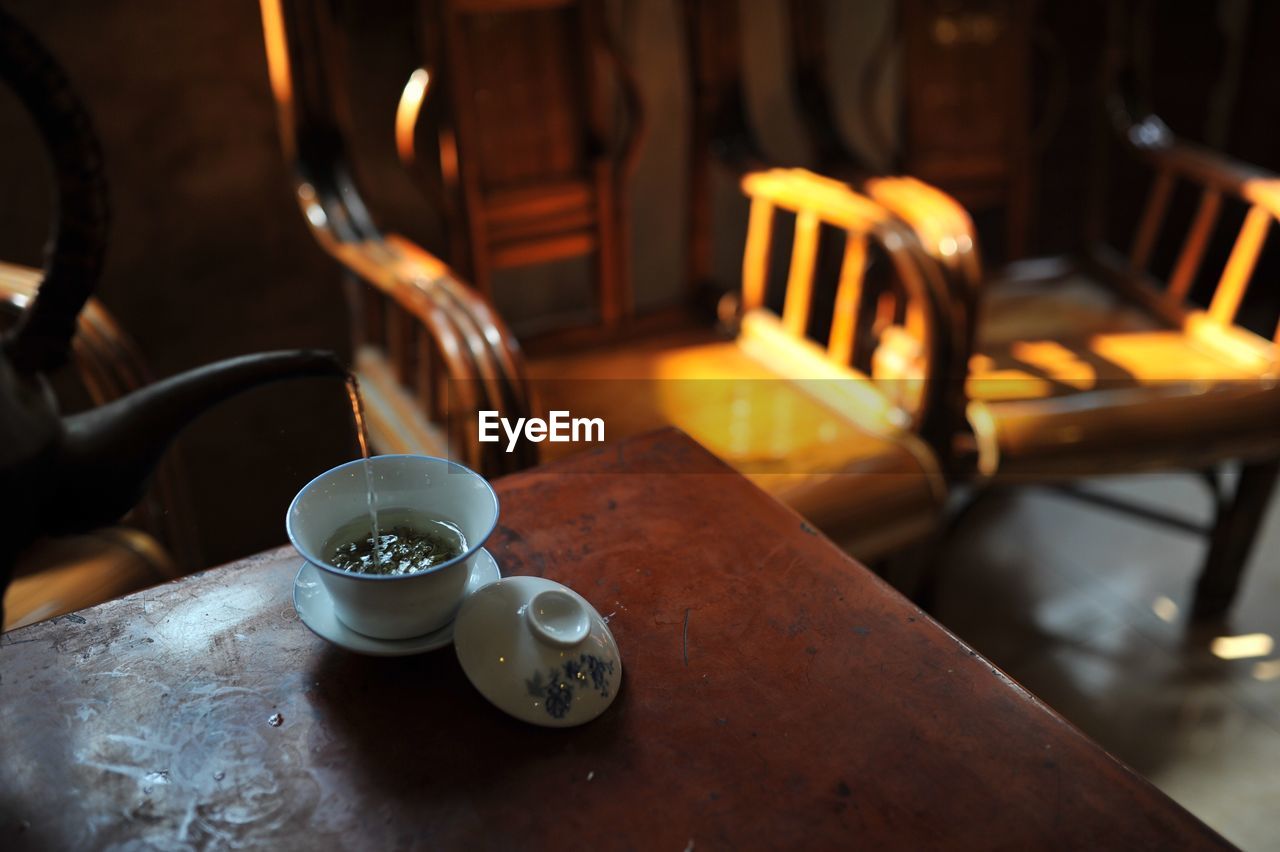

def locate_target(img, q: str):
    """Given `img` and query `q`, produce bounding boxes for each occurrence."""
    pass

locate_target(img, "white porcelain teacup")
[286,455,499,640]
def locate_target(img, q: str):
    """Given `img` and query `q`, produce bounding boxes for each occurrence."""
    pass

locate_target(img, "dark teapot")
[0,9,344,612]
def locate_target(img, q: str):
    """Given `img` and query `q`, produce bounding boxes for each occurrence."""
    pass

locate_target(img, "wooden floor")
[933,472,1280,852]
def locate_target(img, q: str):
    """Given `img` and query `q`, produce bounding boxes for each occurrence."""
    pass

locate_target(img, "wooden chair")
[683,0,970,451]
[260,0,958,562]
[261,0,535,478]
[780,2,1280,620]
[0,11,191,629]
[404,0,644,332]
[530,167,953,558]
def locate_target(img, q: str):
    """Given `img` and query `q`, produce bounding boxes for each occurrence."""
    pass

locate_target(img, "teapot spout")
[50,349,346,535]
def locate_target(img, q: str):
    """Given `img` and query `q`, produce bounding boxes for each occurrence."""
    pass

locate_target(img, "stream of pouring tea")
[345,374,382,569]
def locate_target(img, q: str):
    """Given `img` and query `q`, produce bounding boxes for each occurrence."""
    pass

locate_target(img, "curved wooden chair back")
[738,169,959,450]
[1084,116,1280,371]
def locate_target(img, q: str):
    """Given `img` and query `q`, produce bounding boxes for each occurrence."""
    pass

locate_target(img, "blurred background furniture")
[407,0,644,338]
[677,0,1277,620]
[262,0,534,478]
[851,0,1035,261]
[682,0,970,456]
[0,8,192,629]
[684,0,1035,267]
[529,167,952,559]
[821,2,1280,620]
[261,0,957,562]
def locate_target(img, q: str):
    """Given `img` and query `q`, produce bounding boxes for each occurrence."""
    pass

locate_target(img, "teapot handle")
[0,7,109,373]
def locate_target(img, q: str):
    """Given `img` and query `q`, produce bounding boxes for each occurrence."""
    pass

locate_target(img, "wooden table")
[0,430,1227,849]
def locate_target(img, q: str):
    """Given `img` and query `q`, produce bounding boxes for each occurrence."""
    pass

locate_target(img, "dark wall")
[1034,1,1280,252]
[0,0,354,568]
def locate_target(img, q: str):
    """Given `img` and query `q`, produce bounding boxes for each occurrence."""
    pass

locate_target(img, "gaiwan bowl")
[286,455,498,640]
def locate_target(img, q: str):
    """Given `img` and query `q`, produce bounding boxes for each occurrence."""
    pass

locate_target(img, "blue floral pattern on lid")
[526,653,616,719]
[454,575,622,727]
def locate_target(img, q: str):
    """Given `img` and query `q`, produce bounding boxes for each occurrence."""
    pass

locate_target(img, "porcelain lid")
[453,576,621,727]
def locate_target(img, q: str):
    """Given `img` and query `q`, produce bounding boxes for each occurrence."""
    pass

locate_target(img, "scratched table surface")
[1,429,1227,849]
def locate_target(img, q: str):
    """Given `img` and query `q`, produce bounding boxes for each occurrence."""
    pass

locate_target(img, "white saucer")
[293,549,502,656]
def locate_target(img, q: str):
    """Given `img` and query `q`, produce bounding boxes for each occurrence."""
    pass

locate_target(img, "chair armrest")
[862,177,983,284]
[261,0,533,475]
[862,176,984,352]
[1120,115,1280,216]
[325,233,535,476]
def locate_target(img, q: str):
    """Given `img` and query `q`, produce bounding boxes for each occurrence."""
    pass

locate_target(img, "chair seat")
[529,328,945,560]
[966,275,1280,478]
[977,272,1156,349]
[3,528,173,631]
[970,330,1265,403]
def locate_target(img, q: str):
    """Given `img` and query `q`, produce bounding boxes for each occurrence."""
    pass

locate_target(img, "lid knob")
[525,589,591,648]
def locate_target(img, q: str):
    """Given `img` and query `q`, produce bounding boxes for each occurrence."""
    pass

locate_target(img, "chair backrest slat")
[827,234,868,365]
[1166,188,1221,305]
[741,195,774,311]
[1209,204,1271,324]
[782,211,820,336]
[1098,137,1280,351]
[1130,169,1175,273]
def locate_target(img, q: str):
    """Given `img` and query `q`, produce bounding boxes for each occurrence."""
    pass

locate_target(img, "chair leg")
[1191,460,1280,621]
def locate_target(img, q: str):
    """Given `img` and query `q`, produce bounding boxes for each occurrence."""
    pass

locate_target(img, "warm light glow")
[296,182,328,228]
[1240,177,1280,224]
[1252,660,1280,681]
[740,169,892,232]
[395,68,430,166]
[609,310,939,488]
[258,0,293,105]
[1151,595,1179,623]
[863,175,978,272]
[1210,633,1275,661]
[439,129,460,188]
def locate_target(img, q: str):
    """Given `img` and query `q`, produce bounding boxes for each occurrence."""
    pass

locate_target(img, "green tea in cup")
[324,508,467,576]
